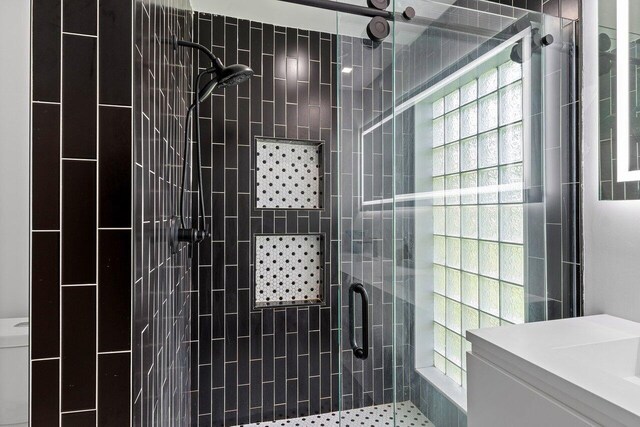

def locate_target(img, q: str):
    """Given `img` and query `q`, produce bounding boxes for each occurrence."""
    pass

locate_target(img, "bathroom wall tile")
[31,360,60,427]
[61,160,96,284]
[97,230,131,352]
[97,352,130,426]
[32,0,139,422]
[32,0,61,102]
[132,1,194,425]
[193,15,339,424]
[61,410,96,426]
[61,285,96,412]
[31,232,60,359]
[99,0,132,106]
[98,106,132,228]
[62,34,97,159]
[32,103,60,230]
[63,0,96,35]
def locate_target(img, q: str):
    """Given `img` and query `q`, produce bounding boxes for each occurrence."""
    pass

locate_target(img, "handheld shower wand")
[169,36,254,254]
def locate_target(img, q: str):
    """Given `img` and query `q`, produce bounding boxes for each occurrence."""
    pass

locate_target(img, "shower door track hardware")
[276,0,525,40]
[279,0,404,41]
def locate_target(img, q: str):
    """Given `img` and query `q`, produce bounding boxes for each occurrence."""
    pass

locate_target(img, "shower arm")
[172,36,225,73]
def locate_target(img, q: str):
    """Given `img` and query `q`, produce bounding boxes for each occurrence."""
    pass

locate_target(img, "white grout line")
[60,408,96,415]
[32,100,60,105]
[57,0,64,422]
[99,103,133,109]
[61,157,97,162]
[60,283,96,287]
[62,31,97,38]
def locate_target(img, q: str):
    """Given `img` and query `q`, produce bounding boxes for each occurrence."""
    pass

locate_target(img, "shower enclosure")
[334,0,576,425]
[190,0,577,425]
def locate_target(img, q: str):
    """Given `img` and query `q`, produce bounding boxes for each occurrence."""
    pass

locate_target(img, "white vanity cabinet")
[466,315,640,427]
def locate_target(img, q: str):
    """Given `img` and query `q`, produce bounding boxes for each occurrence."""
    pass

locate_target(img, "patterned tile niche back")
[254,234,324,307]
[255,138,324,209]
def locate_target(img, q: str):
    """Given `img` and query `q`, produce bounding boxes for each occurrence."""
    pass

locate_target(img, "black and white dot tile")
[255,138,324,210]
[243,401,433,426]
[255,234,323,305]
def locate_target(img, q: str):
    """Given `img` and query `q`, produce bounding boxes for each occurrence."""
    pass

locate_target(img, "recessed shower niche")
[253,234,325,308]
[254,137,324,210]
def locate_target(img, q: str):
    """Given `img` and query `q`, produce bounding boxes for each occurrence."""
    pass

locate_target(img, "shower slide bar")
[276,0,523,41]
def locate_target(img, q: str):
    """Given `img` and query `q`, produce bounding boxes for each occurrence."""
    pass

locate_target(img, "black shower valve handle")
[175,226,209,245]
[168,217,210,254]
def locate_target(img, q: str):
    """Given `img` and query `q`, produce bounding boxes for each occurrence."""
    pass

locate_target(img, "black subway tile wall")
[191,14,339,426]
[132,0,194,426]
[30,0,134,425]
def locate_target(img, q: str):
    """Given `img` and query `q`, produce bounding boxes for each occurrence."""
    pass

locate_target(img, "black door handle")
[349,283,369,360]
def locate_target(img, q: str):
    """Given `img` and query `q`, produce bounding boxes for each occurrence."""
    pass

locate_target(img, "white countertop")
[467,315,640,426]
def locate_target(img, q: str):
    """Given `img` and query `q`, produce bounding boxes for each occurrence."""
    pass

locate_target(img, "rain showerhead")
[217,63,254,88]
[197,63,254,102]
[171,35,254,101]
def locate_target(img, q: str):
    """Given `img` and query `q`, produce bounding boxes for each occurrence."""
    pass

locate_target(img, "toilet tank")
[0,318,28,426]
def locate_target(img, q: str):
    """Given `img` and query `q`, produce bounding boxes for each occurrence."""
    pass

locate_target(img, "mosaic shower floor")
[243,401,434,426]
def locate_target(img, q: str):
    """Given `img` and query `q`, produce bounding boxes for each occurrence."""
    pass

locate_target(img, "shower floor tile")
[242,401,433,426]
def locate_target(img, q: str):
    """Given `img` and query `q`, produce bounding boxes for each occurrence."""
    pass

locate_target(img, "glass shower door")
[392,1,576,426]
[336,6,399,426]
[337,1,576,426]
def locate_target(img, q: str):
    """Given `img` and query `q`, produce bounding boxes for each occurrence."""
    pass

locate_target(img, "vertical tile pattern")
[30,0,135,425]
[132,1,194,426]
[192,14,339,426]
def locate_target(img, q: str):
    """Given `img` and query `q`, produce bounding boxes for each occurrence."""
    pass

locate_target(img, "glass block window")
[431,60,525,388]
